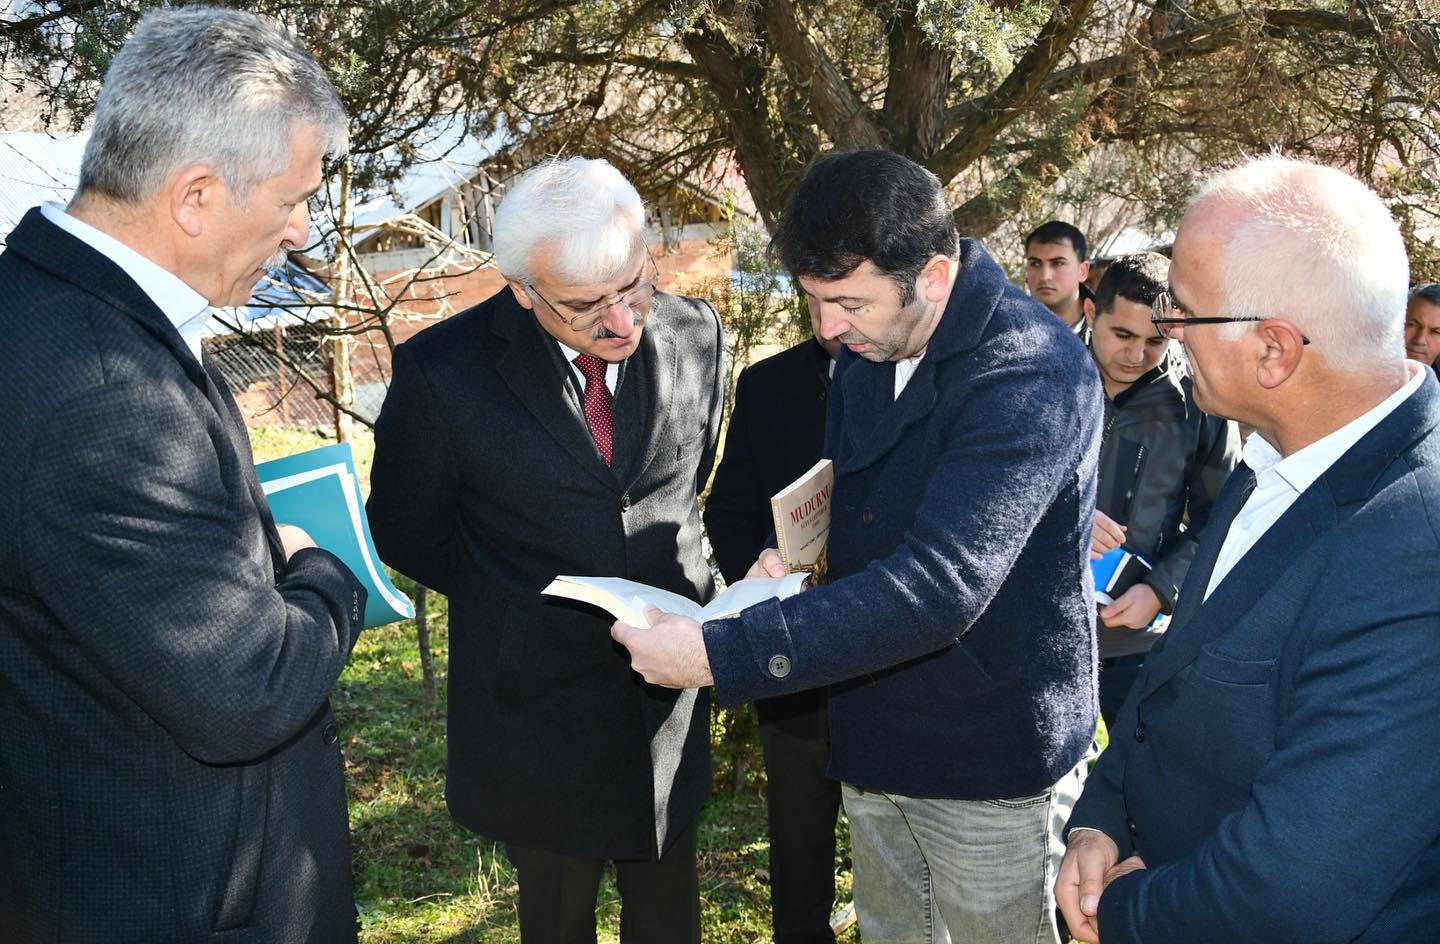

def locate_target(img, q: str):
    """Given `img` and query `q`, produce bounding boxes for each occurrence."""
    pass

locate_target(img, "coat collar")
[1141,374,1440,698]
[6,207,211,392]
[491,287,676,492]
[836,238,1009,473]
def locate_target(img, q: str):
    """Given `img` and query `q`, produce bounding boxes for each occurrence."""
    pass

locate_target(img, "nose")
[815,304,849,342]
[284,201,311,249]
[598,299,640,332]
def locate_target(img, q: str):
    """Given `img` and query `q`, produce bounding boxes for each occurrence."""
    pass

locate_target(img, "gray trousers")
[841,760,1086,944]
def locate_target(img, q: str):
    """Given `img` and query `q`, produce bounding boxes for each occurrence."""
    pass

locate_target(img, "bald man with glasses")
[367,157,724,944]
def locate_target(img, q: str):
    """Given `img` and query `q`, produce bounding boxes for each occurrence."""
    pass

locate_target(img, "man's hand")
[611,607,714,688]
[746,548,787,579]
[276,524,316,561]
[1056,829,1120,944]
[1104,855,1148,886]
[1099,583,1163,629]
[1091,510,1127,559]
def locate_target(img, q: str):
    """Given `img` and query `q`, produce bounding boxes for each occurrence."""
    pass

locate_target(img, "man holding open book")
[367,157,724,944]
[614,150,1103,944]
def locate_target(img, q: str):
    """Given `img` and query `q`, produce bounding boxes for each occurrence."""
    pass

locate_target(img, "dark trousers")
[503,820,700,944]
[1099,653,1148,734]
[760,716,842,944]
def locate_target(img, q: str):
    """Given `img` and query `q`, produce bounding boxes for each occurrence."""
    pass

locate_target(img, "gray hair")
[1193,155,1407,371]
[493,157,646,285]
[77,7,347,204]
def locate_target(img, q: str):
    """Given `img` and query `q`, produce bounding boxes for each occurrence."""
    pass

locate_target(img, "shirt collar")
[1244,361,1425,495]
[42,202,211,362]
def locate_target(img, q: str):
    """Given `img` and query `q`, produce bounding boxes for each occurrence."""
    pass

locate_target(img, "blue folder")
[255,443,415,629]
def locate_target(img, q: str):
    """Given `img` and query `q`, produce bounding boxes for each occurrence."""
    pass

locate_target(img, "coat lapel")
[623,302,675,492]
[492,290,619,490]
[839,356,938,473]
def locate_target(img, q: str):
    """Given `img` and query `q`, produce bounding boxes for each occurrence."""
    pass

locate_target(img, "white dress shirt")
[894,350,927,400]
[1204,362,1425,600]
[41,201,211,362]
[556,338,619,395]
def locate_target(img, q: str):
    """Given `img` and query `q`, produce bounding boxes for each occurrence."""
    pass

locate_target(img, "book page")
[542,576,704,625]
[698,572,810,620]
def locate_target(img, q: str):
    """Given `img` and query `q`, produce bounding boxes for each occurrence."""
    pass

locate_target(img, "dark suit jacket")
[1069,374,1440,942]
[0,208,368,943]
[704,239,1102,799]
[704,338,831,736]
[367,287,724,860]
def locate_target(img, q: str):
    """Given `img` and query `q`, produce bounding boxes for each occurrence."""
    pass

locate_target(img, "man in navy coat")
[616,150,1103,944]
[1057,156,1440,942]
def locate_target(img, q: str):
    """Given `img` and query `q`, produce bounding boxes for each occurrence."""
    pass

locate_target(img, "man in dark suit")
[1057,156,1440,942]
[703,321,841,944]
[617,150,1101,944]
[0,9,367,944]
[366,157,724,944]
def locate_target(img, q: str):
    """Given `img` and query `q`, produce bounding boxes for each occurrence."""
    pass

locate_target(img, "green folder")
[255,442,415,629]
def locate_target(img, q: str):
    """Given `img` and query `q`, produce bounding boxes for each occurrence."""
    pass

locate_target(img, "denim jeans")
[841,760,1085,944]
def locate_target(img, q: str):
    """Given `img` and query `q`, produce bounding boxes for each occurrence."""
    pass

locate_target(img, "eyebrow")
[555,259,646,309]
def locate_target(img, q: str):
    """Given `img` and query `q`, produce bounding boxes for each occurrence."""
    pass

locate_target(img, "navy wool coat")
[704,238,1103,800]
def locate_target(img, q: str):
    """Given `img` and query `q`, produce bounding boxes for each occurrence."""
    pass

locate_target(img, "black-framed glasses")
[1151,290,1309,344]
[526,249,660,332]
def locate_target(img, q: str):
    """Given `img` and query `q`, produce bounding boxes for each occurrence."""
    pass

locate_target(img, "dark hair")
[1095,251,1170,317]
[771,150,959,305]
[1411,282,1440,306]
[1024,221,1088,262]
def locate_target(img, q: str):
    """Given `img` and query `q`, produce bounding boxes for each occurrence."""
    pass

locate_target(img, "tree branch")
[929,0,1096,183]
[760,0,885,148]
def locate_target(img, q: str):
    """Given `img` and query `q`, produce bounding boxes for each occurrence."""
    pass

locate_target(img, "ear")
[168,164,224,239]
[506,279,536,311]
[1083,297,1097,328]
[1254,320,1307,390]
[918,254,953,304]
[1078,260,1091,282]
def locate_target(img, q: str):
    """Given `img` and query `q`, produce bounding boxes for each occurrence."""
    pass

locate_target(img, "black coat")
[367,287,724,860]
[703,338,831,735]
[0,208,367,943]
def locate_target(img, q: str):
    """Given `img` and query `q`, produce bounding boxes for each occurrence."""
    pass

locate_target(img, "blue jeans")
[840,760,1085,944]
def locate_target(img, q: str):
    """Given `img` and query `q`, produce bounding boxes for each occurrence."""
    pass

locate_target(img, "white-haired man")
[1057,156,1440,942]
[367,157,724,943]
[0,9,367,943]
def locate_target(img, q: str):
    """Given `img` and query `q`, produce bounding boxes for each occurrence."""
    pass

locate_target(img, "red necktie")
[573,354,614,465]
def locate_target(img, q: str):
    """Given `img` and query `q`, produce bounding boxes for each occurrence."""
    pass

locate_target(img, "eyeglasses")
[526,250,660,332]
[1151,290,1309,344]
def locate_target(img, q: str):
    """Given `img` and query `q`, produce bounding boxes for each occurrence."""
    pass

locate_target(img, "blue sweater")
[703,239,1103,799]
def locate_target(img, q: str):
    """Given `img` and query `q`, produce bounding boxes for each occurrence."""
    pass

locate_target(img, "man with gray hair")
[0,8,366,943]
[367,157,724,943]
[1057,156,1440,942]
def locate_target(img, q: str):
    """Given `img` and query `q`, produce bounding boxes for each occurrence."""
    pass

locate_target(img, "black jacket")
[0,209,367,943]
[367,287,724,860]
[1095,350,1241,658]
[704,338,831,736]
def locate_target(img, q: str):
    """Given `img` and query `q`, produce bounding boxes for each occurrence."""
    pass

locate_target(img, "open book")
[771,458,833,574]
[256,442,416,629]
[542,572,810,626]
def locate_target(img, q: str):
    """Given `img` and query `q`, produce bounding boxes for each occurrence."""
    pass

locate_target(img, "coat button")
[862,508,874,525]
[620,493,631,512]
[322,722,340,745]
[1134,721,1147,743]
[767,655,792,679]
